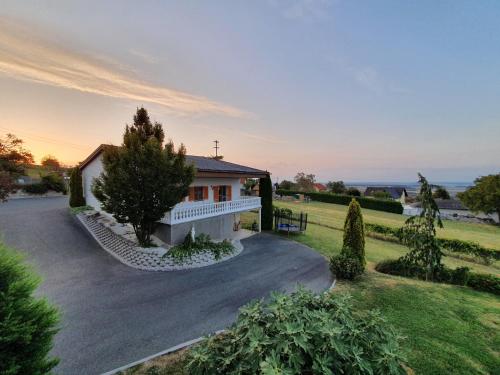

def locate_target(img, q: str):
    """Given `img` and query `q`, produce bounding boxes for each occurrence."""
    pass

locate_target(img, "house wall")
[81,155,104,211]
[81,156,243,211]
[154,212,240,244]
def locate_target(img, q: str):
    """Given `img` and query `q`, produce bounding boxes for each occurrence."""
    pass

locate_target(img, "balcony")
[160,196,261,225]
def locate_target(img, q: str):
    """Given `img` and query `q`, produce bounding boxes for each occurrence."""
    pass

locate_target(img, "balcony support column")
[258,207,262,232]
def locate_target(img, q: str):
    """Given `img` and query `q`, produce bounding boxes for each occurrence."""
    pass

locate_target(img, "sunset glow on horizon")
[1,1,499,182]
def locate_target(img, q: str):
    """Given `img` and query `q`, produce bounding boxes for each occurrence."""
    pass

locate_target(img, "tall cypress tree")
[342,199,366,268]
[259,173,273,230]
[69,167,85,207]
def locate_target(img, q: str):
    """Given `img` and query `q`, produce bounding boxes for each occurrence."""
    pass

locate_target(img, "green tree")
[373,190,392,200]
[327,180,346,194]
[294,172,315,192]
[41,155,61,170]
[0,133,33,201]
[346,187,361,196]
[259,173,273,230]
[400,173,443,280]
[458,174,500,220]
[433,186,450,200]
[278,179,295,190]
[69,167,85,207]
[342,198,366,268]
[92,107,194,246]
[0,242,59,374]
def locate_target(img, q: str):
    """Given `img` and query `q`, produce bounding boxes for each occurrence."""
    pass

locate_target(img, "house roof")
[313,183,327,191]
[364,186,408,199]
[79,144,268,178]
[411,198,466,210]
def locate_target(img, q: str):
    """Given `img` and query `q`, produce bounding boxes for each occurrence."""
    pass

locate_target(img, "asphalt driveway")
[0,197,332,375]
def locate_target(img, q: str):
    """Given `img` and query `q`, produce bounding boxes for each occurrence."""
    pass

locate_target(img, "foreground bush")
[187,289,407,374]
[0,243,59,374]
[376,259,500,295]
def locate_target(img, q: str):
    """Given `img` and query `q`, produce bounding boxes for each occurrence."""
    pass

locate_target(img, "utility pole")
[213,140,220,157]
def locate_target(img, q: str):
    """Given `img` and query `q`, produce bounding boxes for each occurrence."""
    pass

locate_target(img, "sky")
[1,0,499,183]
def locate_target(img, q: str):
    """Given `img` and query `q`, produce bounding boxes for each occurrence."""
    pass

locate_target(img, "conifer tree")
[69,167,85,207]
[259,173,273,230]
[342,198,366,268]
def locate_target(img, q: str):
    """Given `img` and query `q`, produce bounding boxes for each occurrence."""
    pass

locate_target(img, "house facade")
[80,145,268,244]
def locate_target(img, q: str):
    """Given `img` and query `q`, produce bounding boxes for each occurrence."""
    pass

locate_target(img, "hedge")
[276,189,404,214]
[375,259,500,295]
[365,223,500,262]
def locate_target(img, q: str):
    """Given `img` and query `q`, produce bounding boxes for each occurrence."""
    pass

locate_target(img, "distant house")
[80,144,268,244]
[16,175,33,185]
[364,186,408,204]
[406,199,499,223]
[313,183,327,192]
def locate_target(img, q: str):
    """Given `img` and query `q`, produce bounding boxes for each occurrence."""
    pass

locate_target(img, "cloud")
[0,17,246,117]
[128,49,160,64]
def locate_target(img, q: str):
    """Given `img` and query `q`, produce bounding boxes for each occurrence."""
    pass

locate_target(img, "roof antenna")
[213,140,220,158]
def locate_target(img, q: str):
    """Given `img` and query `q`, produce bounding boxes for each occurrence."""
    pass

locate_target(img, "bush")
[167,233,234,263]
[0,243,59,374]
[41,173,66,193]
[375,259,499,295]
[69,167,85,207]
[187,289,407,374]
[23,183,49,194]
[330,253,363,280]
[276,189,404,214]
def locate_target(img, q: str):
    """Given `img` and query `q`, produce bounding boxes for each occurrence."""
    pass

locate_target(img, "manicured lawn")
[274,200,500,250]
[335,272,500,375]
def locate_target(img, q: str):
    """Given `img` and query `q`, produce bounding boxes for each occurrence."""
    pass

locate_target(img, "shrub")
[342,199,366,268]
[167,233,234,263]
[276,189,404,214]
[259,173,273,230]
[375,259,499,295]
[23,183,49,194]
[69,167,86,207]
[0,243,59,374]
[187,289,407,374]
[330,253,363,280]
[346,187,361,196]
[41,173,66,193]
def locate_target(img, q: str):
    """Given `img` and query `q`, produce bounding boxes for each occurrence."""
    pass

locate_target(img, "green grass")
[274,200,500,250]
[335,273,500,375]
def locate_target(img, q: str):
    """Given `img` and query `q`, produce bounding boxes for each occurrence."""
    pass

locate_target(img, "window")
[218,186,227,202]
[194,186,204,201]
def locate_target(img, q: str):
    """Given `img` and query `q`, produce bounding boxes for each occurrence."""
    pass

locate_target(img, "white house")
[80,144,268,244]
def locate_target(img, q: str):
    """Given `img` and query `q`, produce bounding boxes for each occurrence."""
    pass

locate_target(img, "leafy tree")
[346,187,361,196]
[342,198,366,269]
[294,172,315,192]
[259,173,273,230]
[0,133,33,201]
[69,167,85,207]
[373,190,392,200]
[242,178,258,195]
[93,107,194,246]
[458,174,500,220]
[327,180,346,194]
[278,179,295,190]
[433,186,451,200]
[399,173,443,281]
[0,242,59,374]
[40,155,61,170]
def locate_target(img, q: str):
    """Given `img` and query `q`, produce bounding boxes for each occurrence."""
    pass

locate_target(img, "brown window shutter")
[203,186,208,200]
[227,185,232,201]
[213,186,219,202]
[188,187,195,201]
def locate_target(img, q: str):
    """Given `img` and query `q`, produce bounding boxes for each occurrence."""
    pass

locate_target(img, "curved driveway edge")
[0,197,333,375]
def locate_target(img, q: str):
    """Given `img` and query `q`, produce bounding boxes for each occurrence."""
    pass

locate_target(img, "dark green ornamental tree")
[0,243,59,374]
[259,173,273,230]
[92,107,194,246]
[69,166,85,207]
[400,173,443,280]
[433,186,451,200]
[342,198,366,267]
[458,174,500,222]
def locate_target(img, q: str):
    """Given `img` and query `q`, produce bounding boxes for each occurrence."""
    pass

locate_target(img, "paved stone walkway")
[77,213,243,271]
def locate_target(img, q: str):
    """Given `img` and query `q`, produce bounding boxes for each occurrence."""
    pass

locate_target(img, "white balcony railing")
[160,196,261,225]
